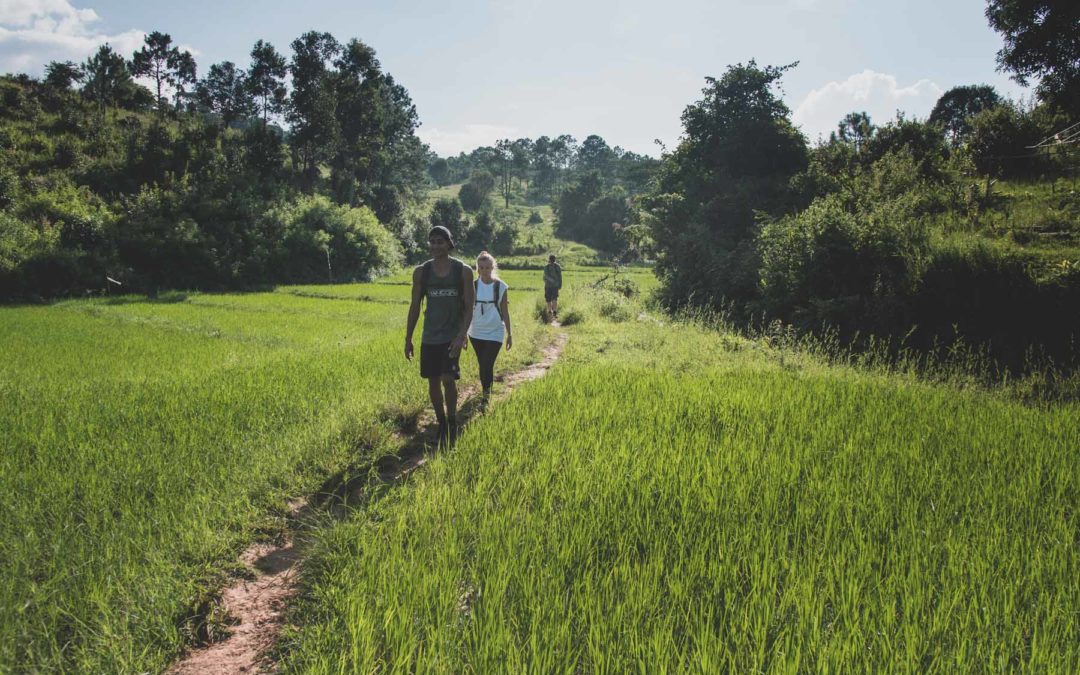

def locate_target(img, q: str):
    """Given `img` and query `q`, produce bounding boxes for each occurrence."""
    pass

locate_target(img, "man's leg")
[442,375,458,440]
[428,377,445,424]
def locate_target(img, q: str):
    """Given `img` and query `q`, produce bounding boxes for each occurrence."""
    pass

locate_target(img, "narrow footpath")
[167,325,566,675]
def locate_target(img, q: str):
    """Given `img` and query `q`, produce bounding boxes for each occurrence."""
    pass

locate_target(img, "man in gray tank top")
[405,226,474,445]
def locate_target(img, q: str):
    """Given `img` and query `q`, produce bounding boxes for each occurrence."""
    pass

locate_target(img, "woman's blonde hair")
[476,251,499,278]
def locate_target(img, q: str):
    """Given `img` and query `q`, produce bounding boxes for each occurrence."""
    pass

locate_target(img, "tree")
[495,139,514,207]
[458,169,496,211]
[130,31,197,114]
[247,40,288,124]
[288,31,341,191]
[578,134,615,180]
[82,44,134,116]
[929,85,1002,145]
[44,61,83,91]
[196,62,255,127]
[644,61,808,309]
[429,157,450,185]
[968,101,1040,177]
[986,0,1080,112]
[835,111,874,152]
[429,197,469,241]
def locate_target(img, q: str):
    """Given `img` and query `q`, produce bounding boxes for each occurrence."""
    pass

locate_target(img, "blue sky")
[1,0,1030,156]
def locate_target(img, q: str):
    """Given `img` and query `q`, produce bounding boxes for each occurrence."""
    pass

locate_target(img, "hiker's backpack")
[419,258,465,306]
[473,278,505,318]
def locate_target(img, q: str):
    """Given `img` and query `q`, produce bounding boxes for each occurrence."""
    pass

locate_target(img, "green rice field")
[281,288,1079,672]
[0,268,567,672]
[2,264,1077,672]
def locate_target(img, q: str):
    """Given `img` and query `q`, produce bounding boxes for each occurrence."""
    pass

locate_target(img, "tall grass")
[0,272,548,672]
[283,305,1079,672]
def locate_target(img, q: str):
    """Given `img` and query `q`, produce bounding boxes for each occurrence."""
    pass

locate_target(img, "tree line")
[428,134,658,253]
[1,30,431,298]
[641,0,1079,374]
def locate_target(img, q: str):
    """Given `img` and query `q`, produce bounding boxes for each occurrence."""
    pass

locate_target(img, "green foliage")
[646,61,808,310]
[428,196,469,242]
[555,175,630,251]
[759,190,931,332]
[929,84,1002,146]
[467,209,496,249]
[457,170,493,212]
[986,0,1080,112]
[967,102,1041,178]
[131,31,197,113]
[269,195,402,283]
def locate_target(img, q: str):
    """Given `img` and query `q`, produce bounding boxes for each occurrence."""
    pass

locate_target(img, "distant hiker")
[405,226,474,444]
[543,254,562,319]
[468,251,512,408]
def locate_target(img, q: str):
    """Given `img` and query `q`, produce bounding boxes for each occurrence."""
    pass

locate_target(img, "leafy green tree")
[929,85,1002,146]
[834,111,874,152]
[81,44,135,116]
[288,31,341,191]
[644,61,808,309]
[986,0,1080,112]
[429,196,469,241]
[247,40,288,124]
[44,61,83,91]
[968,101,1040,177]
[864,114,949,179]
[428,157,450,185]
[458,169,495,211]
[495,139,515,207]
[509,137,533,191]
[196,62,255,127]
[555,171,602,241]
[578,134,615,180]
[130,31,197,113]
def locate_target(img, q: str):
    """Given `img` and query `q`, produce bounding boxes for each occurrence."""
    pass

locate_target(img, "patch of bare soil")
[165,326,567,674]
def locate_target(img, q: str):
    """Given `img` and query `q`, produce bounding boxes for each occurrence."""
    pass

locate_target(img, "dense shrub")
[967,103,1041,179]
[758,193,930,332]
[268,195,402,283]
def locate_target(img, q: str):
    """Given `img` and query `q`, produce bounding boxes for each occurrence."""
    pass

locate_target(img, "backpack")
[419,258,465,307]
[473,278,505,318]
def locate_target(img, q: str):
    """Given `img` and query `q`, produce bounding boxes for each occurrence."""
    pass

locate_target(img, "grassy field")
[0,269,557,673]
[3,263,1075,672]
[281,279,1079,672]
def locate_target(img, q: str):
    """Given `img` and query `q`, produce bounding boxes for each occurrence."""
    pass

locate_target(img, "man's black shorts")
[544,286,560,302]
[420,342,460,379]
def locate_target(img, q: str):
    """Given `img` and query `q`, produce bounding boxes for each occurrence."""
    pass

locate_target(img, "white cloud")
[0,1,145,75]
[417,123,521,157]
[792,70,944,143]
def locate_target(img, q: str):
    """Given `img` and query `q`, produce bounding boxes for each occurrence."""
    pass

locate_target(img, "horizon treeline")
[0,30,432,297]
[427,135,659,252]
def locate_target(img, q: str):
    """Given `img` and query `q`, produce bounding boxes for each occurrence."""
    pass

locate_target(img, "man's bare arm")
[405,266,423,359]
[453,265,475,351]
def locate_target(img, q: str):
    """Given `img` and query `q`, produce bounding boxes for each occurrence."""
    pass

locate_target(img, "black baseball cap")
[428,226,455,249]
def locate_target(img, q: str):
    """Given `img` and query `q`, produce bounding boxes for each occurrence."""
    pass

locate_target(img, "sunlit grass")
[0,279,551,673]
[282,291,1080,672]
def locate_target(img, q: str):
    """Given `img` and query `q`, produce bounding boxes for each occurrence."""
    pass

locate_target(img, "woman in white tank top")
[467,251,511,405]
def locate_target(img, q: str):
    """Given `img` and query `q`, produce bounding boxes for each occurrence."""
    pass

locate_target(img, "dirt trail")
[166,324,565,674]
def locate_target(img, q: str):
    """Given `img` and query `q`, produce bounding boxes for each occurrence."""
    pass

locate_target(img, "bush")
[269,195,403,284]
[967,103,1040,179]
[758,193,930,331]
[457,181,486,212]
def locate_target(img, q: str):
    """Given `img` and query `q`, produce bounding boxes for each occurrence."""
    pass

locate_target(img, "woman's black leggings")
[469,337,502,392]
